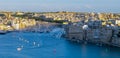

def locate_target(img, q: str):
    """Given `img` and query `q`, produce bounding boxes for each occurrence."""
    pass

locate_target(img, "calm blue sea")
[0,32,120,58]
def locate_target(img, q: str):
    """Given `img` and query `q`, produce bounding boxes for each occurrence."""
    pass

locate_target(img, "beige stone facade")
[65,24,114,44]
[65,24,84,41]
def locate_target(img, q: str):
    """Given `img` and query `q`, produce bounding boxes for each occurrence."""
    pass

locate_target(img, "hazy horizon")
[0,0,120,13]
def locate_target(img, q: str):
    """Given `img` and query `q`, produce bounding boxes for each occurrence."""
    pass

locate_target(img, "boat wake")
[49,28,65,38]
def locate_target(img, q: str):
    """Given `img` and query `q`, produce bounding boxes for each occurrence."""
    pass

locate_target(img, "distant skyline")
[0,0,120,13]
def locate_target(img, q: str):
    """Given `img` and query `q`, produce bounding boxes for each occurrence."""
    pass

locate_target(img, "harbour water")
[0,32,120,58]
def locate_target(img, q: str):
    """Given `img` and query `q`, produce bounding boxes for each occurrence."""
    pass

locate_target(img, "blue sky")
[0,0,120,12]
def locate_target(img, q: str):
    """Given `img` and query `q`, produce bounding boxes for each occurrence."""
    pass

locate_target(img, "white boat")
[0,30,7,34]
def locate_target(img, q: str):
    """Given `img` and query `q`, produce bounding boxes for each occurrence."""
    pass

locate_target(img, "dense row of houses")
[0,13,36,31]
[65,19,120,47]
[38,12,120,23]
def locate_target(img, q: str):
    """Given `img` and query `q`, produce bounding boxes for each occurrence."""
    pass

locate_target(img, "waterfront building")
[100,27,113,44]
[65,23,84,41]
[116,19,120,26]
[65,19,120,47]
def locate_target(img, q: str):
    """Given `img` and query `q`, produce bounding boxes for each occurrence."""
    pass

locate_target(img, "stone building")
[100,27,113,44]
[65,24,84,42]
[65,21,114,45]
[86,29,101,42]
[63,14,120,47]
